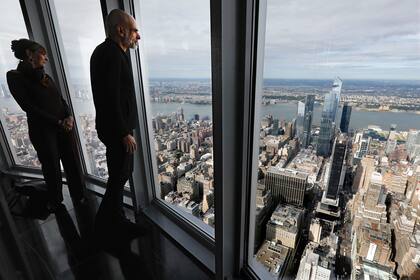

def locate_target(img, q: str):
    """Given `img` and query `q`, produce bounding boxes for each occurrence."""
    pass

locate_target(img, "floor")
[4,179,212,280]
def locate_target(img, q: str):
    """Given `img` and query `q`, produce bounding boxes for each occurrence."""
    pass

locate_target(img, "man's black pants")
[96,137,133,222]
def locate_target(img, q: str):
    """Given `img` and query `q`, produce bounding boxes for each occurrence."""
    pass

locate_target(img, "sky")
[1,0,420,80]
[0,0,28,79]
[263,0,420,80]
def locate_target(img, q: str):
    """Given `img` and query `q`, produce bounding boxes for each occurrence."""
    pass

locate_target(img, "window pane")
[138,1,214,232]
[250,0,420,279]
[0,1,40,168]
[50,0,108,179]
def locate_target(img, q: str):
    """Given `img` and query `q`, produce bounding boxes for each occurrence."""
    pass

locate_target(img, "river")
[148,102,420,131]
[2,97,420,131]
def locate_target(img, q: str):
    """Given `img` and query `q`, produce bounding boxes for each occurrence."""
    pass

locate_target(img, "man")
[90,9,143,242]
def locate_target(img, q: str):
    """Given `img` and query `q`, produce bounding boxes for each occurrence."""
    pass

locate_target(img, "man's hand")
[62,116,74,131]
[123,134,137,154]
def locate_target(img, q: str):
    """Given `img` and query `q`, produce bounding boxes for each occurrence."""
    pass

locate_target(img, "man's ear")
[117,25,125,37]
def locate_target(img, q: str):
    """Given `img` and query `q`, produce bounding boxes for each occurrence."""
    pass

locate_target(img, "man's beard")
[123,34,138,49]
[129,40,138,49]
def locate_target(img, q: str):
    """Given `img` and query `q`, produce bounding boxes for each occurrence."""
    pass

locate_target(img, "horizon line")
[147,77,420,82]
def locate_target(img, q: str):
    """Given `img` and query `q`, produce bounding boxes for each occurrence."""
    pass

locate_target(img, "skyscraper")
[317,115,334,156]
[302,95,315,148]
[339,102,352,133]
[296,101,305,140]
[272,119,280,135]
[325,136,347,200]
[317,77,343,156]
[296,95,315,148]
[316,135,347,219]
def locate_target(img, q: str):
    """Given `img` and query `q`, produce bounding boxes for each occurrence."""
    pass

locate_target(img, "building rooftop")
[356,223,395,269]
[307,242,336,269]
[267,166,309,181]
[255,241,291,278]
[286,148,323,183]
[364,183,387,210]
[267,204,304,234]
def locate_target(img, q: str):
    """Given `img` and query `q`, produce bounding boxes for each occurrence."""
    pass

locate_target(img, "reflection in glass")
[138,0,214,229]
[0,0,40,167]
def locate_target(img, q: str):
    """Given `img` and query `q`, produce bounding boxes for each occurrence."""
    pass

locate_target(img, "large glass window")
[249,0,420,279]
[137,0,214,232]
[0,0,40,168]
[49,0,108,179]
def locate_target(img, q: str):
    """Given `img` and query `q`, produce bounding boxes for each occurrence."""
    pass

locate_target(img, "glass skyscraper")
[302,95,315,148]
[295,101,305,140]
[296,95,314,148]
[317,77,343,156]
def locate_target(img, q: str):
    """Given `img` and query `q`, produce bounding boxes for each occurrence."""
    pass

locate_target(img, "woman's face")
[29,48,48,68]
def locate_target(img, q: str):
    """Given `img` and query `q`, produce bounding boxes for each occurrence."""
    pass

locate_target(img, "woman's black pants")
[28,125,84,204]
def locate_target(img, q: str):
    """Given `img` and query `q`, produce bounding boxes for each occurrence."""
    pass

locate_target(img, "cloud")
[263,0,420,79]
[138,0,211,79]
[1,0,419,80]
[0,0,28,76]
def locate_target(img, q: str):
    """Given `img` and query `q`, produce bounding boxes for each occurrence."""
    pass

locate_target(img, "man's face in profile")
[124,17,140,49]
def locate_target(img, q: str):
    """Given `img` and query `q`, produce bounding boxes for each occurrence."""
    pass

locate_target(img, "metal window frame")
[124,0,217,247]
[212,0,270,278]
[0,0,129,194]
[0,0,90,178]
[0,0,40,172]
[122,0,269,278]
[240,0,270,278]
[41,0,143,207]
[40,0,107,180]
[238,1,292,279]
[0,121,16,171]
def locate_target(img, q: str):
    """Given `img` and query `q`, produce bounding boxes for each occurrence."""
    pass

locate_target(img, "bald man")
[90,9,143,242]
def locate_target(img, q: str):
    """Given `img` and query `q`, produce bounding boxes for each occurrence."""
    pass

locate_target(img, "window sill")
[85,182,134,208]
[1,167,45,180]
[141,203,215,275]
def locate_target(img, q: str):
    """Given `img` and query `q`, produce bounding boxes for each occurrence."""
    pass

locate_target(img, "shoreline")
[151,101,420,115]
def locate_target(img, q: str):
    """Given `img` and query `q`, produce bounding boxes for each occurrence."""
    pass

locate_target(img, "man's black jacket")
[90,38,137,142]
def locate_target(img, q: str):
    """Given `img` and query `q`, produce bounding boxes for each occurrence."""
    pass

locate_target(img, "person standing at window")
[90,9,145,244]
[7,39,85,212]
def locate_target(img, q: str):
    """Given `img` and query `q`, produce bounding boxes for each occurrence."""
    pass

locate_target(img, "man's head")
[106,9,140,50]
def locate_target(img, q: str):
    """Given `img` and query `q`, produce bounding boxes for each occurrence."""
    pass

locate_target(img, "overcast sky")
[264,0,420,80]
[1,0,420,80]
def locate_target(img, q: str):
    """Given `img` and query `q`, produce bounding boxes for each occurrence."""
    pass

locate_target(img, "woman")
[7,38,84,212]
